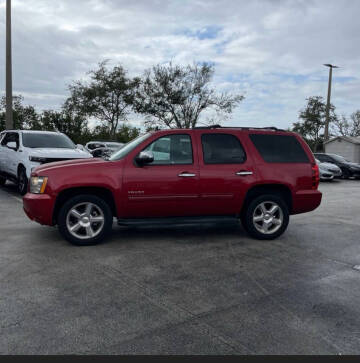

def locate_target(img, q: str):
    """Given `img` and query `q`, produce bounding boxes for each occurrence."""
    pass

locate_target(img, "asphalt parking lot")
[1,180,360,354]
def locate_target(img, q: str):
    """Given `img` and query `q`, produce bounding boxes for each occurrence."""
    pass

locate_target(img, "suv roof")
[193,125,286,131]
[4,130,62,135]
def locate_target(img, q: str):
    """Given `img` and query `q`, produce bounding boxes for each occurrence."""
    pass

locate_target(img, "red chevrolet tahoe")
[23,126,321,246]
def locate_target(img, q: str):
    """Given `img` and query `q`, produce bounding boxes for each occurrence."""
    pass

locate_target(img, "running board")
[117,216,238,227]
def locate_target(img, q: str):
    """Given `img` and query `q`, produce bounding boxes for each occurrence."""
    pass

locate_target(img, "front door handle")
[236,171,253,176]
[178,172,196,177]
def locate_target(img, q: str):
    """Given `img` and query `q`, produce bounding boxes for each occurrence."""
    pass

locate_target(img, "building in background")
[324,136,360,163]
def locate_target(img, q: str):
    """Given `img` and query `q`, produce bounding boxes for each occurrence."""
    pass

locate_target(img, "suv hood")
[33,157,105,175]
[29,148,91,159]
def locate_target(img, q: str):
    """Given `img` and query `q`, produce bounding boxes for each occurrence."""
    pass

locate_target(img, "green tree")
[38,109,92,145]
[0,95,39,131]
[133,62,244,129]
[66,61,139,137]
[292,96,337,151]
[332,111,360,137]
[91,123,140,144]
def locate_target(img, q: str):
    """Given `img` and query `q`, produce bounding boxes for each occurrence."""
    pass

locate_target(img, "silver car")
[316,159,342,181]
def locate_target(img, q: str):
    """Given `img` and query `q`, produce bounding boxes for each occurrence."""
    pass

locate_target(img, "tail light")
[311,163,320,190]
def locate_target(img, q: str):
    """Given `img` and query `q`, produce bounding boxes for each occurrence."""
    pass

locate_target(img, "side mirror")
[136,151,154,166]
[7,141,17,150]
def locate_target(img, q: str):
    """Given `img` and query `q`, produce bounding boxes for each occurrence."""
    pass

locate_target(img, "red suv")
[23,126,321,246]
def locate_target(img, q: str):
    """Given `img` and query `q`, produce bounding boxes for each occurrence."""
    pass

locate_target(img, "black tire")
[242,194,289,240]
[17,167,28,195]
[0,176,6,186]
[58,194,113,246]
[342,168,350,179]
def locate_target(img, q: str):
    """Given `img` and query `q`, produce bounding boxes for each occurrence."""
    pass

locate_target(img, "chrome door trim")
[235,171,253,176]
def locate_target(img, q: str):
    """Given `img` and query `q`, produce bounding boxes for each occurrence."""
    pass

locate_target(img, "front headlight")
[30,176,48,194]
[29,156,46,163]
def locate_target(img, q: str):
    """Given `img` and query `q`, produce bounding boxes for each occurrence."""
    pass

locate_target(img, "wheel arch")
[242,183,293,215]
[53,186,117,224]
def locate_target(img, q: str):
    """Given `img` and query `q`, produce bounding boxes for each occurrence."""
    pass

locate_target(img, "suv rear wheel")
[242,194,289,240]
[58,194,113,246]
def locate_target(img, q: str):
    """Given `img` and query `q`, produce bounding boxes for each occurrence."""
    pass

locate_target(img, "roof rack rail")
[193,125,286,131]
[193,124,222,129]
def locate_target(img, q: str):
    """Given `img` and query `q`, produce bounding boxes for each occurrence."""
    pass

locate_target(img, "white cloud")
[0,0,359,129]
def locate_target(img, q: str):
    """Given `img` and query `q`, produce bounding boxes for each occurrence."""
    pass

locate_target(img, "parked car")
[23,126,322,246]
[85,141,124,153]
[0,130,92,194]
[90,146,119,159]
[75,144,87,152]
[316,160,334,181]
[315,159,342,181]
[314,153,360,179]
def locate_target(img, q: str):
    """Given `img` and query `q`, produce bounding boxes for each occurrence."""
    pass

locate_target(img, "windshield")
[330,154,349,163]
[109,133,151,161]
[22,133,75,149]
[106,143,123,150]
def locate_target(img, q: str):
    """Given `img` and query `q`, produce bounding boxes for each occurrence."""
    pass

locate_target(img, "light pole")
[6,0,13,130]
[323,63,338,141]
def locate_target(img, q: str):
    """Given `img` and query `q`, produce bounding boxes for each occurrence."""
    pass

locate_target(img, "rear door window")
[249,134,309,163]
[201,133,246,164]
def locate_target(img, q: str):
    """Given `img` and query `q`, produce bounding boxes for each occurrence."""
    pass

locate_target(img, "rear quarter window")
[249,134,309,163]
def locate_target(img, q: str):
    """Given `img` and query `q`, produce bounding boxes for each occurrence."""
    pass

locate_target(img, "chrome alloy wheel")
[252,201,283,235]
[66,202,105,240]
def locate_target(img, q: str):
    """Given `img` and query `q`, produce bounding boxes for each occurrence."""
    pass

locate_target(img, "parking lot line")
[0,183,23,203]
[11,195,23,203]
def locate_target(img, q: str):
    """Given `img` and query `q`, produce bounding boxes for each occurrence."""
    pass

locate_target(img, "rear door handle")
[178,172,196,177]
[236,171,253,176]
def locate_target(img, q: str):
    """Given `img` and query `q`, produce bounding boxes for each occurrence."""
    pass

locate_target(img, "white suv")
[0,130,92,195]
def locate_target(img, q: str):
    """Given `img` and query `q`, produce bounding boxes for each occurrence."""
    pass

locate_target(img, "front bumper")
[23,193,55,226]
[292,190,322,215]
[330,170,342,178]
[320,173,334,181]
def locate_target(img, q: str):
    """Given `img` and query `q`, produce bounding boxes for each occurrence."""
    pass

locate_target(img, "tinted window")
[250,134,309,163]
[201,133,246,164]
[314,154,326,162]
[1,132,19,148]
[329,154,349,163]
[143,134,193,165]
[22,133,75,149]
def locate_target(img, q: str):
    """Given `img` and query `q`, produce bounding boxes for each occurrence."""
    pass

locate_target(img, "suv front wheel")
[58,194,113,246]
[242,194,289,240]
[18,167,28,195]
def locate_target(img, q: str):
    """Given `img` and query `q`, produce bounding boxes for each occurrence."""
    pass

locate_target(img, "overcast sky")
[0,0,359,129]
